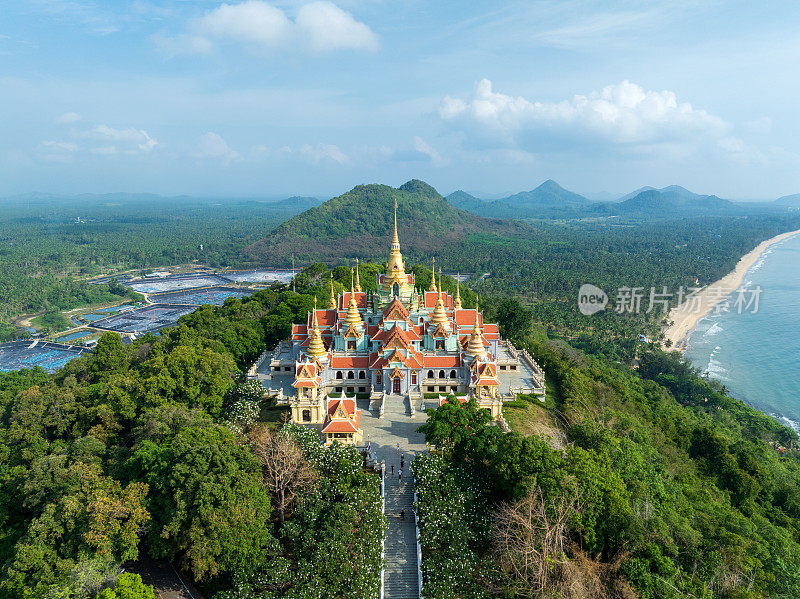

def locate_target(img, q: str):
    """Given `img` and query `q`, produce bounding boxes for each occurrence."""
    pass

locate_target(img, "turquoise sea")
[686,232,800,432]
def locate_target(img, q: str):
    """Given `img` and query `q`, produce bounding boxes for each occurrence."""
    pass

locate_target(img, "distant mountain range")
[445,181,782,219]
[775,193,800,208]
[447,180,592,219]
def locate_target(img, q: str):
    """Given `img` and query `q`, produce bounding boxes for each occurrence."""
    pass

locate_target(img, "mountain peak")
[534,179,564,192]
[398,179,440,197]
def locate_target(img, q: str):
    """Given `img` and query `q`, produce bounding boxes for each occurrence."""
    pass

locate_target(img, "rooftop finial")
[328,272,336,310]
[428,257,437,292]
[454,273,462,310]
[354,258,362,293]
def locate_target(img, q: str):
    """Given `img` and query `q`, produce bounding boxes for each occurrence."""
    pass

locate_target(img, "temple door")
[393,378,401,394]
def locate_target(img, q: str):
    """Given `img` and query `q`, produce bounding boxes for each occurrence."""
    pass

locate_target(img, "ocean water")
[685,233,800,432]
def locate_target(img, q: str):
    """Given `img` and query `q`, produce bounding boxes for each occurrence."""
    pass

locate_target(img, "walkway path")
[358,395,426,599]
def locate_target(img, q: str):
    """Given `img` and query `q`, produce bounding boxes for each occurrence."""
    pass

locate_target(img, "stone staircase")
[383,469,419,599]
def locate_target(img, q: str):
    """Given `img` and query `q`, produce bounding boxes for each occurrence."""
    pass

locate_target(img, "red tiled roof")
[339,292,368,310]
[329,355,370,369]
[422,355,461,368]
[322,419,360,433]
[327,397,356,415]
[383,298,410,320]
[307,309,337,327]
[455,310,482,327]
[472,362,500,385]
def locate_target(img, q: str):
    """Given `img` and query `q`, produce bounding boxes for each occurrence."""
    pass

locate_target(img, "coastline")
[663,228,800,351]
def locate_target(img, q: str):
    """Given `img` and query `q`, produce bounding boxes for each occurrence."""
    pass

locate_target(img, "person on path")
[396,442,400,453]
[398,469,403,485]
[400,455,404,469]
[391,464,394,475]
[400,509,405,520]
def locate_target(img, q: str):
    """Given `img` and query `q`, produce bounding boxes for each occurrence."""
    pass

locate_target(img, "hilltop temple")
[260,202,544,445]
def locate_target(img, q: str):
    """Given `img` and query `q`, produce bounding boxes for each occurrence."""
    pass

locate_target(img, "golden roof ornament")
[354,258,362,293]
[328,272,336,310]
[344,267,363,327]
[466,296,486,358]
[454,273,462,310]
[428,257,437,292]
[307,297,327,358]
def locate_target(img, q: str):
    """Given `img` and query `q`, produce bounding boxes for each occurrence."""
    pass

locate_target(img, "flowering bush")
[412,454,491,599]
[223,380,266,434]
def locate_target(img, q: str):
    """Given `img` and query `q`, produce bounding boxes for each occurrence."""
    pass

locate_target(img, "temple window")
[427,370,434,379]
[435,340,445,350]
[347,371,354,379]
[411,372,417,384]
[336,371,343,379]
[376,373,382,385]
[302,409,311,422]
[359,370,366,379]
[439,370,446,379]
[347,340,356,350]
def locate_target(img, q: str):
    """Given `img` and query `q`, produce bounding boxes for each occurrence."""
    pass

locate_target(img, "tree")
[98,573,156,599]
[129,424,275,580]
[250,425,317,524]
[492,486,580,596]
[417,396,492,456]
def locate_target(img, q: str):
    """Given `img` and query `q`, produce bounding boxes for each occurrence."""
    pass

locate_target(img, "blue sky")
[2,0,799,199]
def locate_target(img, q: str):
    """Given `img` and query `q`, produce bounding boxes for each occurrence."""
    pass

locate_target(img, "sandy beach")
[664,228,800,351]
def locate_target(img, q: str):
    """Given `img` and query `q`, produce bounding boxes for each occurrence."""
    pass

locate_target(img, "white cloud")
[196,132,240,164]
[295,2,379,52]
[39,140,78,162]
[440,79,730,152]
[91,146,118,155]
[300,143,349,164]
[198,1,292,46]
[413,136,445,166]
[41,140,78,152]
[56,111,82,124]
[171,0,378,54]
[91,125,158,151]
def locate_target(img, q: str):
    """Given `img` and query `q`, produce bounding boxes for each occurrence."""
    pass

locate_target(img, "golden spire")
[454,274,462,310]
[345,267,363,327]
[383,197,411,297]
[466,297,486,358]
[428,257,437,292]
[392,197,401,248]
[328,272,336,310]
[307,297,327,358]
[354,258,362,293]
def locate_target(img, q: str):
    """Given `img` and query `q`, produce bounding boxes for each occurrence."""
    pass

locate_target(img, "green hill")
[609,188,737,217]
[504,179,591,209]
[245,179,529,265]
